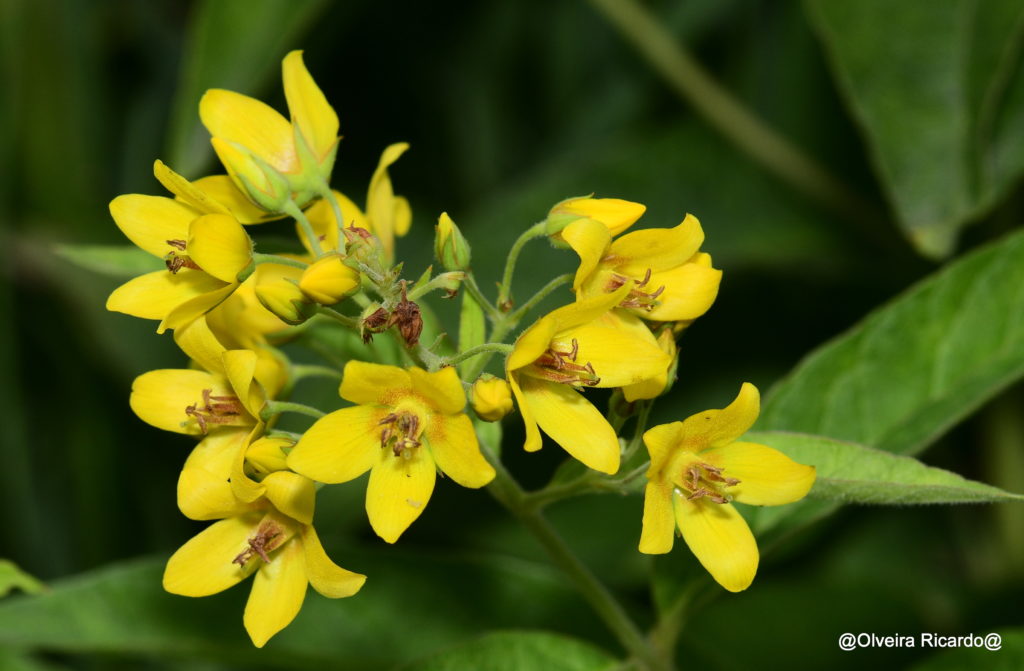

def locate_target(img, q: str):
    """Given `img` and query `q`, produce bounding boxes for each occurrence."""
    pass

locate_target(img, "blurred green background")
[3,0,1024,669]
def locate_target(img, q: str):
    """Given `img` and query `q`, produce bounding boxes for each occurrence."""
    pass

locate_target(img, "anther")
[378,411,422,457]
[605,268,665,310]
[232,521,282,566]
[184,388,245,433]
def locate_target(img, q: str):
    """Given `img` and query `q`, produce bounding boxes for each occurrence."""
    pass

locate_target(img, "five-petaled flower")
[639,383,815,592]
[506,286,671,474]
[286,361,496,543]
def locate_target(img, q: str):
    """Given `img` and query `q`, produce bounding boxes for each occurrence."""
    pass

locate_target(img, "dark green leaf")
[0,560,45,599]
[457,293,485,377]
[807,0,1024,256]
[399,631,617,671]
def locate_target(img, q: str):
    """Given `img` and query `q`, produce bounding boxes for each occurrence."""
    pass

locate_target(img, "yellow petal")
[223,349,262,416]
[366,445,436,543]
[163,515,260,597]
[366,142,409,258]
[107,270,225,325]
[549,283,631,335]
[129,369,234,435]
[109,194,195,258]
[424,413,495,488]
[261,471,316,525]
[300,526,366,598]
[302,190,366,254]
[562,218,612,292]
[608,214,705,276]
[623,325,676,402]
[232,424,269,503]
[702,441,816,506]
[200,89,298,174]
[187,214,253,283]
[638,481,675,554]
[339,360,413,406]
[282,50,338,162]
[674,495,758,593]
[393,195,412,237]
[508,373,543,453]
[244,538,307,648]
[153,160,229,216]
[507,318,559,372]
[178,428,253,519]
[643,422,684,477]
[160,282,236,333]
[684,383,760,449]
[408,366,465,414]
[517,376,619,474]
[555,197,646,237]
[645,255,722,322]
[191,175,278,224]
[173,316,227,376]
[287,405,381,483]
[551,312,670,388]
[254,347,289,399]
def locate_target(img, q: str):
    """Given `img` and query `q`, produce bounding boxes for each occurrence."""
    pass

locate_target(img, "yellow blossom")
[286,361,495,543]
[562,213,722,323]
[299,253,360,305]
[639,383,815,592]
[470,376,514,422]
[106,165,255,333]
[547,196,647,238]
[506,287,671,474]
[200,50,338,209]
[167,428,363,648]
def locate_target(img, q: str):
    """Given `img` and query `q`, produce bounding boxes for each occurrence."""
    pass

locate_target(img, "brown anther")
[378,411,422,457]
[232,521,282,566]
[184,388,244,434]
[165,252,202,274]
[534,338,600,387]
[166,239,187,251]
[605,268,665,311]
[344,225,374,241]
[682,462,740,504]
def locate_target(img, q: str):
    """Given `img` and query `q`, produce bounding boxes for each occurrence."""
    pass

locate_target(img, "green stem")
[463,273,502,322]
[319,306,360,329]
[487,458,668,671]
[317,183,348,249]
[497,222,547,309]
[509,273,573,323]
[407,272,466,301]
[413,342,444,371]
[290,364,342,381]
[283,200,324,257]
[444,342,514,368]
[260,400,325,421]
[253,253,309,270]
[588,0,878,223]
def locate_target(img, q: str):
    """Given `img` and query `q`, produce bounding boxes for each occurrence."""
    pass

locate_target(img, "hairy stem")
[444,342,514,367]
[253,252,309,269]
[497,221,547,309]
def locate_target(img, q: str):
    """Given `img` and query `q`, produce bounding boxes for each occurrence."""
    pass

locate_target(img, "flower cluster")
[109,50,815,646]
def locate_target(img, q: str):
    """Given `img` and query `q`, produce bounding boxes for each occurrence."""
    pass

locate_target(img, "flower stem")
[260,400,325,421]
[463,273,502,322]
[290,364,342,381]
[444,342,514,368]
[283,200,324,257]
[319,306,360,329]
[497,222,547,310]
[509,273,573,323]
[486,457,669,671]
[588,0,879,224]
[253,253,308,269]
[317,182,348,250]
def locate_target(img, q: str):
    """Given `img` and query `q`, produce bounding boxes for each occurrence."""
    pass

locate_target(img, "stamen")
[680,462,741,504]
[604,268,665,310]
[378,411,423,457]
[534,338,601,387]
[232,520,282,566]
[165,252,202,274]
[184,388,245,433]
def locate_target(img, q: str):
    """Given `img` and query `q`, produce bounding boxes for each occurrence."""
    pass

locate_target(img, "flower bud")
[342,225,385,269]
[245,436,293,477]
[255,277,317,325]
[211,138,293,213]
[434,212,471,271]
[299,253,360,305]
[545,196,646,240]
[471,375,513,422]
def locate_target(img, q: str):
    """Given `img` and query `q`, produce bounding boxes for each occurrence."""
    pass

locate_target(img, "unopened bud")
[211,138,292,213]
[434,212,471,271]
[342,225,385,269]
[545,196,646,240]
[255,277,317,325]
[299,253,360,305]
[470,375,513,422]
[245,436,293,477]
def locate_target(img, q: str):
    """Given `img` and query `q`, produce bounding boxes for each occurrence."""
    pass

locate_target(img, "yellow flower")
[286,361,495,543]
[200,50,338,209]
[129,317,285,436]
[166,429,364,648]
[562,213,722,323]
[299,253,360,305]
[206,264,296,350]
[639,383,816,592]
[506,288,672,474]
[302,144,411,263]
[106,168,255,333]
[547,196,647,238]
[470,375,514,422]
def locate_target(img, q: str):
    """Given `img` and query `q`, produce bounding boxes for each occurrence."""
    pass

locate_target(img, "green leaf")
[53,244,163,279]
[910,629,1022,670]
[457,292,486,377]
[0,560,45,598]
[758,227,1024,458]
[748,431,1024,505]
[399,631,617,671]
[165,0,330,176]
[806,0,1024,256]
[0,550,600,668]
